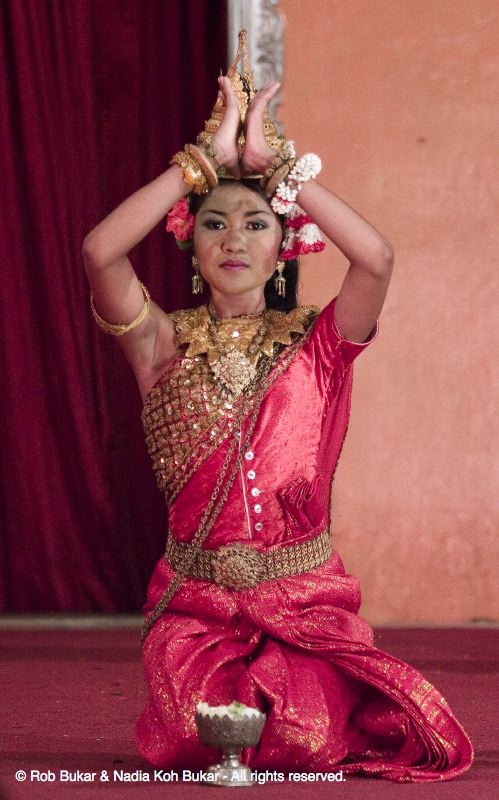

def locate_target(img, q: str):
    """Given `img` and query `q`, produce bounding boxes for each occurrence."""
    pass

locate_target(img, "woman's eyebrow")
[200,209,273,217]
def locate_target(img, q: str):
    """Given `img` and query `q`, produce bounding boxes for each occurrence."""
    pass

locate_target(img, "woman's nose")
[221,228,246,252]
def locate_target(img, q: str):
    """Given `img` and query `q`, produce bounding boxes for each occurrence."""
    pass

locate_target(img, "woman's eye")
[247,220,268,230]
[203,219,225,230]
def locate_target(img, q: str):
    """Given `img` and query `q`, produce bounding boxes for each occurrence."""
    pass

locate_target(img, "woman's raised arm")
[82,164,189,384]
[82,76,241,382]
[242,86,393,343]
[295,180,394,343]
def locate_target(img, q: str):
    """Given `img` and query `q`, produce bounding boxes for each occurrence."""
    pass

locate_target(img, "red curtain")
[0,1,227,611]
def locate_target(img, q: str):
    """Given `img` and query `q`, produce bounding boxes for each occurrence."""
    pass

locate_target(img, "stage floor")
[0,624,497,799]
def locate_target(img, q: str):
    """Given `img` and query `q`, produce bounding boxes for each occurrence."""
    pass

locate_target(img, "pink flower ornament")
[165,198,195,249]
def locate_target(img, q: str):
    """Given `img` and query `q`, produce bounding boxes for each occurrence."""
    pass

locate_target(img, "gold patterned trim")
[165,529,332,590]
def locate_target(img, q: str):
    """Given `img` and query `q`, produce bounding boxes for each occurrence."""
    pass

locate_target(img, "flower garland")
[270,153,322,216]
[280,205,325,260]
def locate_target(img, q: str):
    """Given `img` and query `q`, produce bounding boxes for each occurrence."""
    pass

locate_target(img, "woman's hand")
[208,76,241,177]
[241,81,281,176]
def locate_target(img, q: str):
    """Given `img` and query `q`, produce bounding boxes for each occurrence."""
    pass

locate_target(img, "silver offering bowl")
[195,707,266,787]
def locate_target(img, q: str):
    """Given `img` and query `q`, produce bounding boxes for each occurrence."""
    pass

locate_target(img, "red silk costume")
[136,298,473,781]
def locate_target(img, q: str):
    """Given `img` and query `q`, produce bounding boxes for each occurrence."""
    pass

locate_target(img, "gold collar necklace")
[170,305,319,396]
[207,309,269,397]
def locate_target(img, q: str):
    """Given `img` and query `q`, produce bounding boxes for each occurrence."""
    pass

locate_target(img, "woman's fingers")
[240,83,281,175]
[245,81,281,148]
[218,76,239,110]
[210,77,241,176]
[215,77,240,137]
[207,77,281,176]
[247,81,281,117]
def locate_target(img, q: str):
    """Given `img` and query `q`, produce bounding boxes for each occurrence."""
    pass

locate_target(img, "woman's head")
[190,180,299,311]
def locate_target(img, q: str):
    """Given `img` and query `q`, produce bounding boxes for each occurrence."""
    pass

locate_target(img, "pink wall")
[280,0,498,623]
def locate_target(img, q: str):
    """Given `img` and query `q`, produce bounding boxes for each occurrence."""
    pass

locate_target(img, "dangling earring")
[274,259,286,297]
[191,254,203,295]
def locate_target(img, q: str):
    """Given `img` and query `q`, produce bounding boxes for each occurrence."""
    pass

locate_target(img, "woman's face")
[193,183,282,299]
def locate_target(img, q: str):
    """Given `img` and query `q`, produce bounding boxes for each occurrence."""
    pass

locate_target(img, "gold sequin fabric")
[141,305,318,505]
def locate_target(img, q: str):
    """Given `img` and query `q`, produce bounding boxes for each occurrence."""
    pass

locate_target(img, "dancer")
[83,33,472,781]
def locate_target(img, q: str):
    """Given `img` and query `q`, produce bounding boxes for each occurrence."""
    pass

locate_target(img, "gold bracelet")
[264,162,294,199]
[185,144,219,188]
[204,142,221,167]
[261,138,296,189]
[91,281,151,336]
[170,151,208,195]
[262,155,296,186]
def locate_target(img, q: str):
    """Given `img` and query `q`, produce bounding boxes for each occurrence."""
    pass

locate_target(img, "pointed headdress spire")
[197,30,282,157]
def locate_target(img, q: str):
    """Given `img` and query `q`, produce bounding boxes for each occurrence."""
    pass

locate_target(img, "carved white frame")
[227,0,285,130]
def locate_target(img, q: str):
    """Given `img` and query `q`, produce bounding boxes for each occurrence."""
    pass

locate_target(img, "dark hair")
[190,179,299,312]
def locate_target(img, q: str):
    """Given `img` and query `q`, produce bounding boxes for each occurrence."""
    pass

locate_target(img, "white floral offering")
[196,700,261,719]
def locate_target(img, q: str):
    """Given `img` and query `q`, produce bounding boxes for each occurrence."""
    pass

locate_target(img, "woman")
[83,51,473,781]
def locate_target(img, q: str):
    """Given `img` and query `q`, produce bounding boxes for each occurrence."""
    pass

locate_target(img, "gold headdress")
[166,31,326,261]
[197,30,282,158]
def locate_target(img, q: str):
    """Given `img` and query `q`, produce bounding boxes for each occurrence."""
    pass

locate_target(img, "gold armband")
[91,281,150,336]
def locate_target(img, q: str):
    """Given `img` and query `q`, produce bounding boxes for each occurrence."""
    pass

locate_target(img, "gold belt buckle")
[212,543,266,590]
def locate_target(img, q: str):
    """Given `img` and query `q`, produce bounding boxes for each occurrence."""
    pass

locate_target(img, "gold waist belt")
[164,529,332,591]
